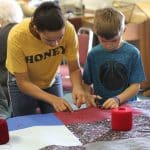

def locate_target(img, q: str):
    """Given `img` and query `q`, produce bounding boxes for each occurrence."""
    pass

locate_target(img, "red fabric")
[55,107,111,125]
[55,105,142,125]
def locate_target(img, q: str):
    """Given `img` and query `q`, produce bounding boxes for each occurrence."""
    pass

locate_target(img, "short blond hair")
[94,7,125,39]
[0,0,23,26]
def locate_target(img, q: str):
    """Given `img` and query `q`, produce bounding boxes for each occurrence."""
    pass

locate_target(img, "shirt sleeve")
[64,21,79,62]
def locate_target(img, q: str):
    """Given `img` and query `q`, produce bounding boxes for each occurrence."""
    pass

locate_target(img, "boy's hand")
[95,97,106,108]
[86,95,102,107]
[102,97,119,109]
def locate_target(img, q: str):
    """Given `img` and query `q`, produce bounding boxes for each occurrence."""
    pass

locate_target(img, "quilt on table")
[54,105,141,125]
[42,101,150,150]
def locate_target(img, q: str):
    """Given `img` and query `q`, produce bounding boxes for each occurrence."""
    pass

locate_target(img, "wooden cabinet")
[123,21,150,89]
[67,13,94,32]
[139,20,150,89]
[68,17,82,32]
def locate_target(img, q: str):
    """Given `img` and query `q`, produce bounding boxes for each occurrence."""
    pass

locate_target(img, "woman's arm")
[14,72,73,112]
[68,60,87,108]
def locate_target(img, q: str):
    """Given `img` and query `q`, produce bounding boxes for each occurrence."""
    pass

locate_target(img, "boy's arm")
[68,60,87,108]
[103,83,140,109]
[115,83,140,104]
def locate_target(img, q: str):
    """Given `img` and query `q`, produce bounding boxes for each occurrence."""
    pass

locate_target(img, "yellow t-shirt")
[6,18,78,89]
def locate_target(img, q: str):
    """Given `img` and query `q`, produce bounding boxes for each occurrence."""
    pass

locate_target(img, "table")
[2,100,150,150]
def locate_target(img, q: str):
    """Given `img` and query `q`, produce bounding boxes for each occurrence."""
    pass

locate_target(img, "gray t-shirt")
[0,85,11,119]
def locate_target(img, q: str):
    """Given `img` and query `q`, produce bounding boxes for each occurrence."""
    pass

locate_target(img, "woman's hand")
[51,97,73,112]
[72,86,87,108]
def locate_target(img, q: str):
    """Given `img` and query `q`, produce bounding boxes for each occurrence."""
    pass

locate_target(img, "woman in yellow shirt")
[6,2,86,116]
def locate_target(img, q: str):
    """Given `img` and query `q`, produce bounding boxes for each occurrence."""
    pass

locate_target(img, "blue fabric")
[7,113,63,131]
[83,41,146,101]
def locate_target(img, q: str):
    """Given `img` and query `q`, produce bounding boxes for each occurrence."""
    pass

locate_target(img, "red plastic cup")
[111,107,132,131]
[0,119,9,144]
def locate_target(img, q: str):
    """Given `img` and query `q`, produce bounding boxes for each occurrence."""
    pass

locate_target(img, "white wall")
[82,0,112,10]
[60,0,150,10]
[83,0,150,10]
